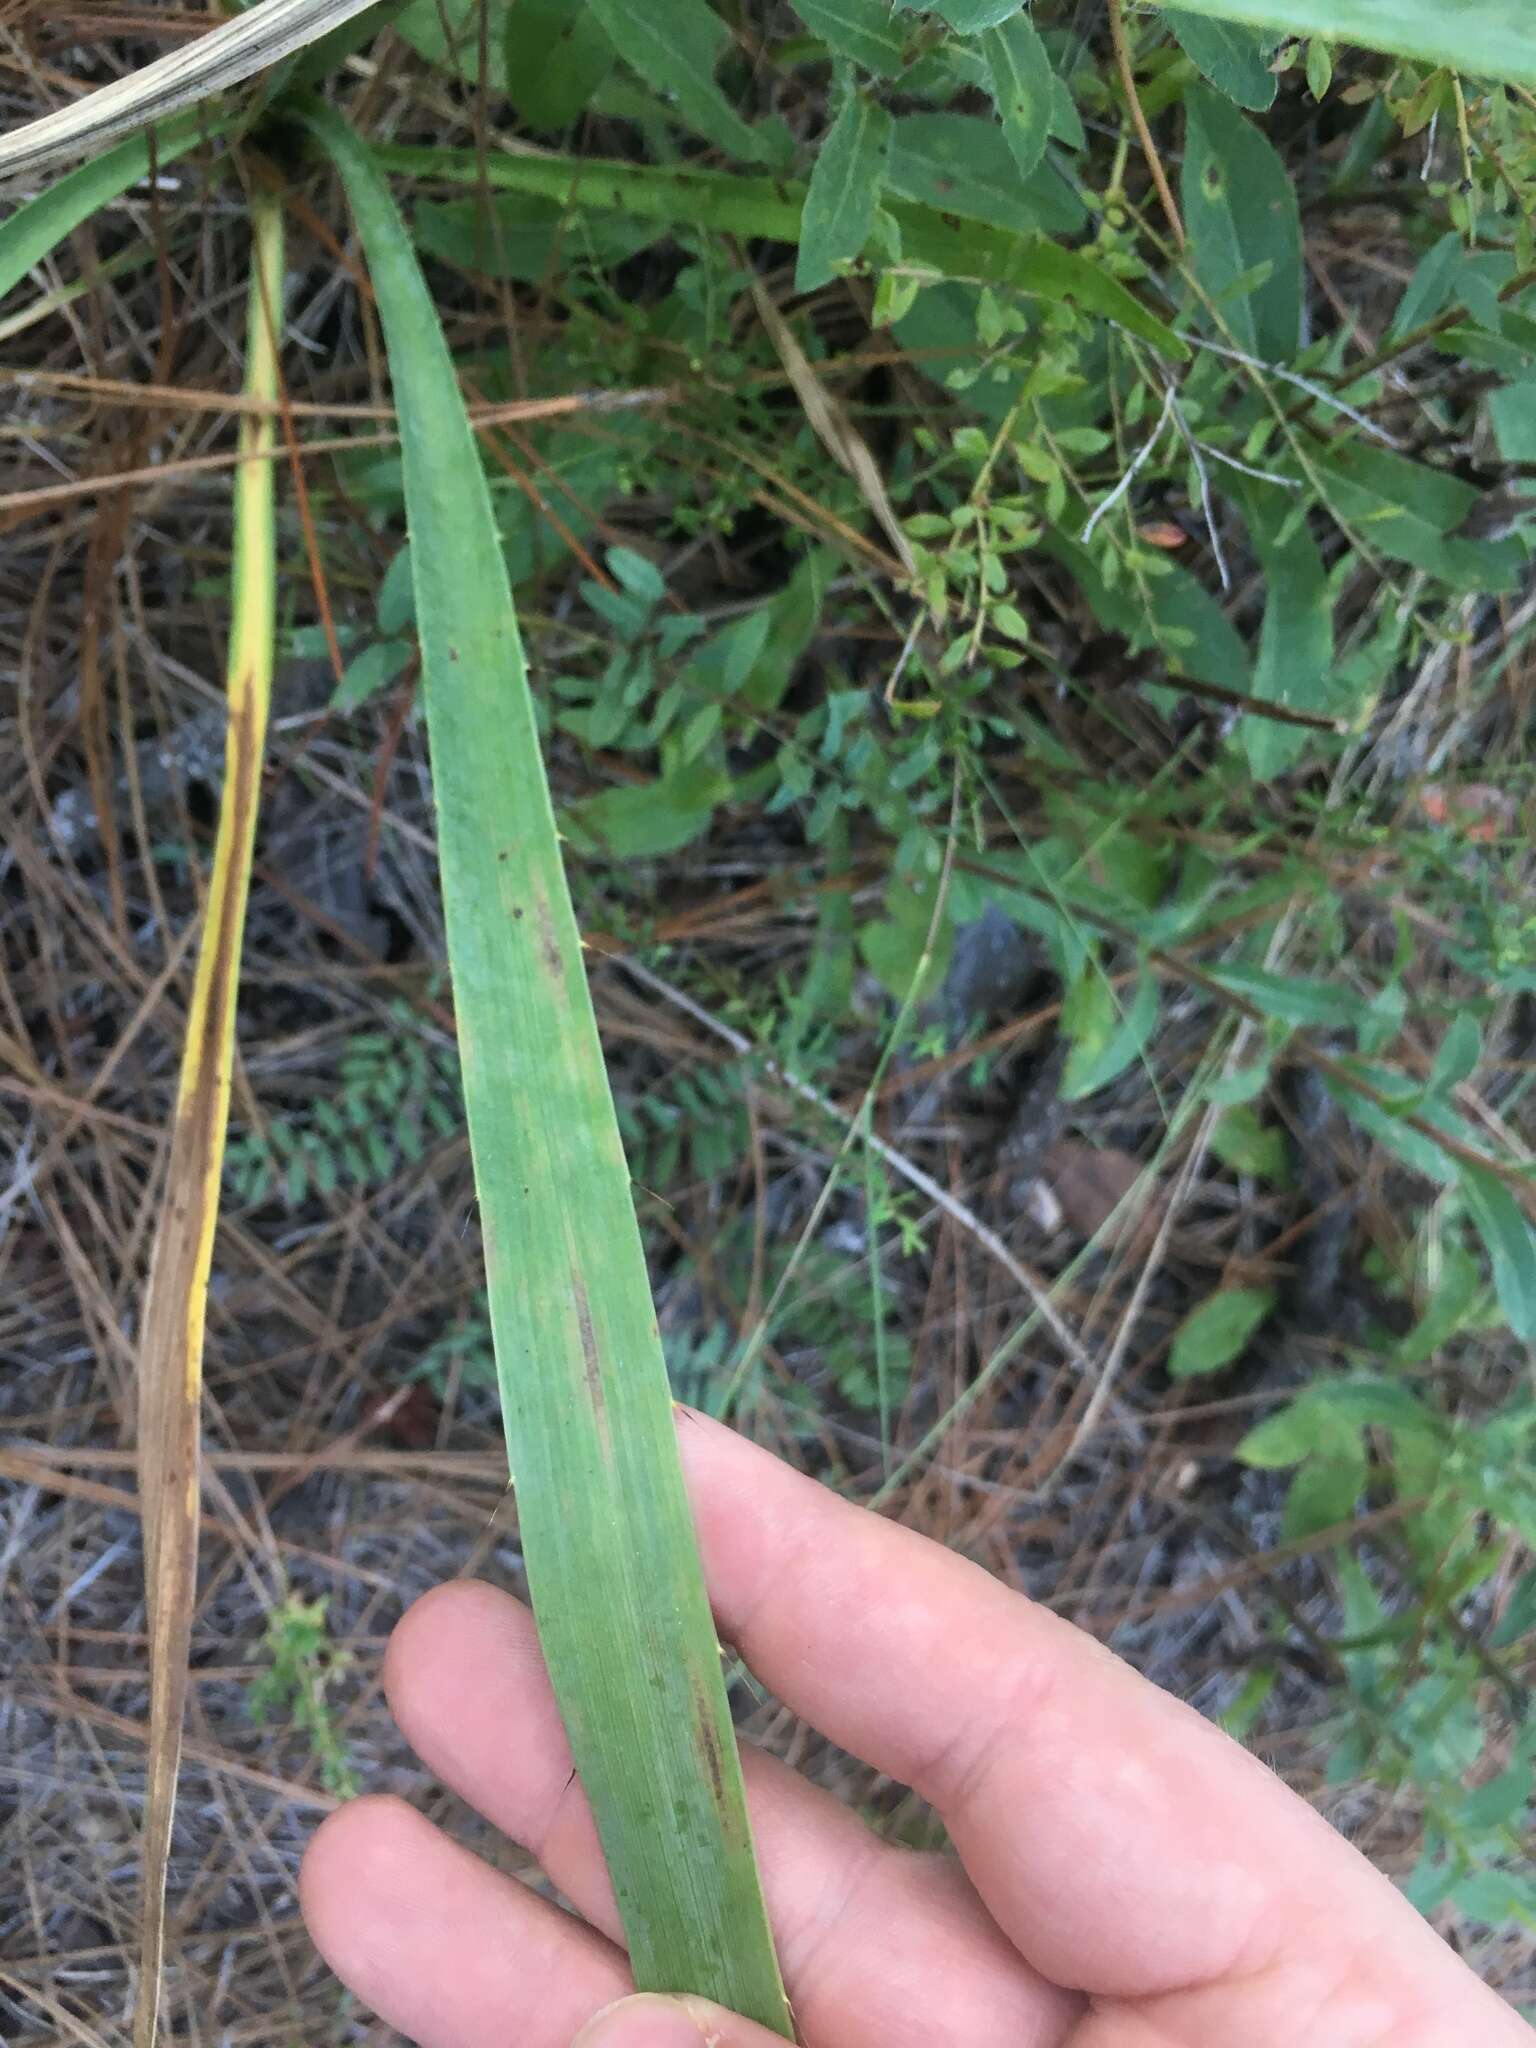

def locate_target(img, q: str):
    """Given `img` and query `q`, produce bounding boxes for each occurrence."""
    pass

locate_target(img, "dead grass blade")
[0,0,380,179]
[132,188,283,2048]
[748,274,916,579]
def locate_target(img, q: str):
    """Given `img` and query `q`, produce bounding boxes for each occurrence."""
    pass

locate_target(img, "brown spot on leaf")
[691,1671,726,1804]
[571,1265,603,1420]
[536,897,563,978]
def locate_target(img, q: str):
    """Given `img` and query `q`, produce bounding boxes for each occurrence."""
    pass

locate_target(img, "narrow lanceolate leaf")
[0,111,228,303]
[303,103,793,2036]
[505,0,616,128]
[796,89,892,293]
[789,0,906,76]
[371,143,1189,354]
[1164,10,1278,109]
[1240,482,1333,780]
[582,0,769,161]
[1462,1164,1536,1344]
[135,190,282,2048]
[1181,82,1302,361]
[0,0,380,179]
[1148,0,1536,87]
[981,13,1054,185]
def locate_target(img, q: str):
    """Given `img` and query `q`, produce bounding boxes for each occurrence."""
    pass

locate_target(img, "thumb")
[571,1992,793,2048]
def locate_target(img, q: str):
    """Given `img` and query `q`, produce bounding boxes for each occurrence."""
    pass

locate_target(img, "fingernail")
[571,1993,717,2048]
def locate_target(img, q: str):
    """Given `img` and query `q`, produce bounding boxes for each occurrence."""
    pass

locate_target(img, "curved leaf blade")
[1149,0,1536,87]
[0,110,227,303]
[303,102,793,2035]
[796,89,892,292]
[982,12,1054,183]
[0,0,379,178]
[1165,9,1278,108]
[372,143,1187,354]
[135,189,283,2048]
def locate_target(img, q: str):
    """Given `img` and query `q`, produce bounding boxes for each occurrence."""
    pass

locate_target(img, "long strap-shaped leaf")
[1150,0,1535,85]
[369,142,1187,357]
[134,188,282,2048]
[0,0,379,179]
[302,104,793,2036]
[0,110,232,304]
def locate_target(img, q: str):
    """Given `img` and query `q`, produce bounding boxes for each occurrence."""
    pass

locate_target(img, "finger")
[385,1578,1077,2048]
[300,1795,629,2048]
[572,1993,791,2048]
[672,1411,1489,2017]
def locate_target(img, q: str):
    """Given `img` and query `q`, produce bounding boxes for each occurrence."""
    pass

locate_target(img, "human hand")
[301,1409,1527,2048]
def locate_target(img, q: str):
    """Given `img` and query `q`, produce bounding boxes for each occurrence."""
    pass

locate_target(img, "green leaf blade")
[790,0,907,75]
[1181,82,1302,361]
[506,0,615,125]
[304,102,791,2036]
[797,90,893,291]
[1165,10,1278,108]
[1241,485,1334,780]
[1170,1286,1275,1378]
[1463,1164,1536,1343]
[583,0,769,160]
[372,143,1187,353]
[1149,0,1536,88]
[0,110,225,303]
[982,13,1054,184]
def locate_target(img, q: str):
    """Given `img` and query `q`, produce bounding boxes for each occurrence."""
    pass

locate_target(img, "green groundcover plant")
[5,0,1536,2028]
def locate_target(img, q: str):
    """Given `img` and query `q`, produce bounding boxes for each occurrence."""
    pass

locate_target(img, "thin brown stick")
[1109,0,1186,252]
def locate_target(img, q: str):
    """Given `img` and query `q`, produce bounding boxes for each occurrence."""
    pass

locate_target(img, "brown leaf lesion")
[570,1264,605,1423]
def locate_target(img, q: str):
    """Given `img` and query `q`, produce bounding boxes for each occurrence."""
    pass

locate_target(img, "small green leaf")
[1390,231,1464,339]
[506,0,614,125]
[584,0,769,159]
[378,547,415,633]
[1207,964,1362,1029]
[1240,482,1334,781]
[394,0,503,81]
[1206,1059,1271,1107]
[1047,534,1250,692]
[1311,441,1523,593]
[884,112,1075,234]
[1181,83,1302,361]
[1490,1566,1536,1649]
[414,192,655,280]
[1165,10,1277,109]
[859,877,954,1003]
[576,777,719,857]
[1449,1869,1528,1929]
[1238,1397,1322,1468]
[1210,1105,1288,1181]
[927,0,1022,30]
[1394,1245,1481,1365]
[1459,1762,1534,1829]
[796,89,893,292]
[790,0,906,74]
[1327,1075,1460,1185]
[1462,1163,1536,1343]
[982,12,1053,184]
[1428,1012,1483,1097]
[1282,1443,1365,1538]
[1060,966,1158,1100]
[1170,1286,1275,1378]
[332,639,414,713]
